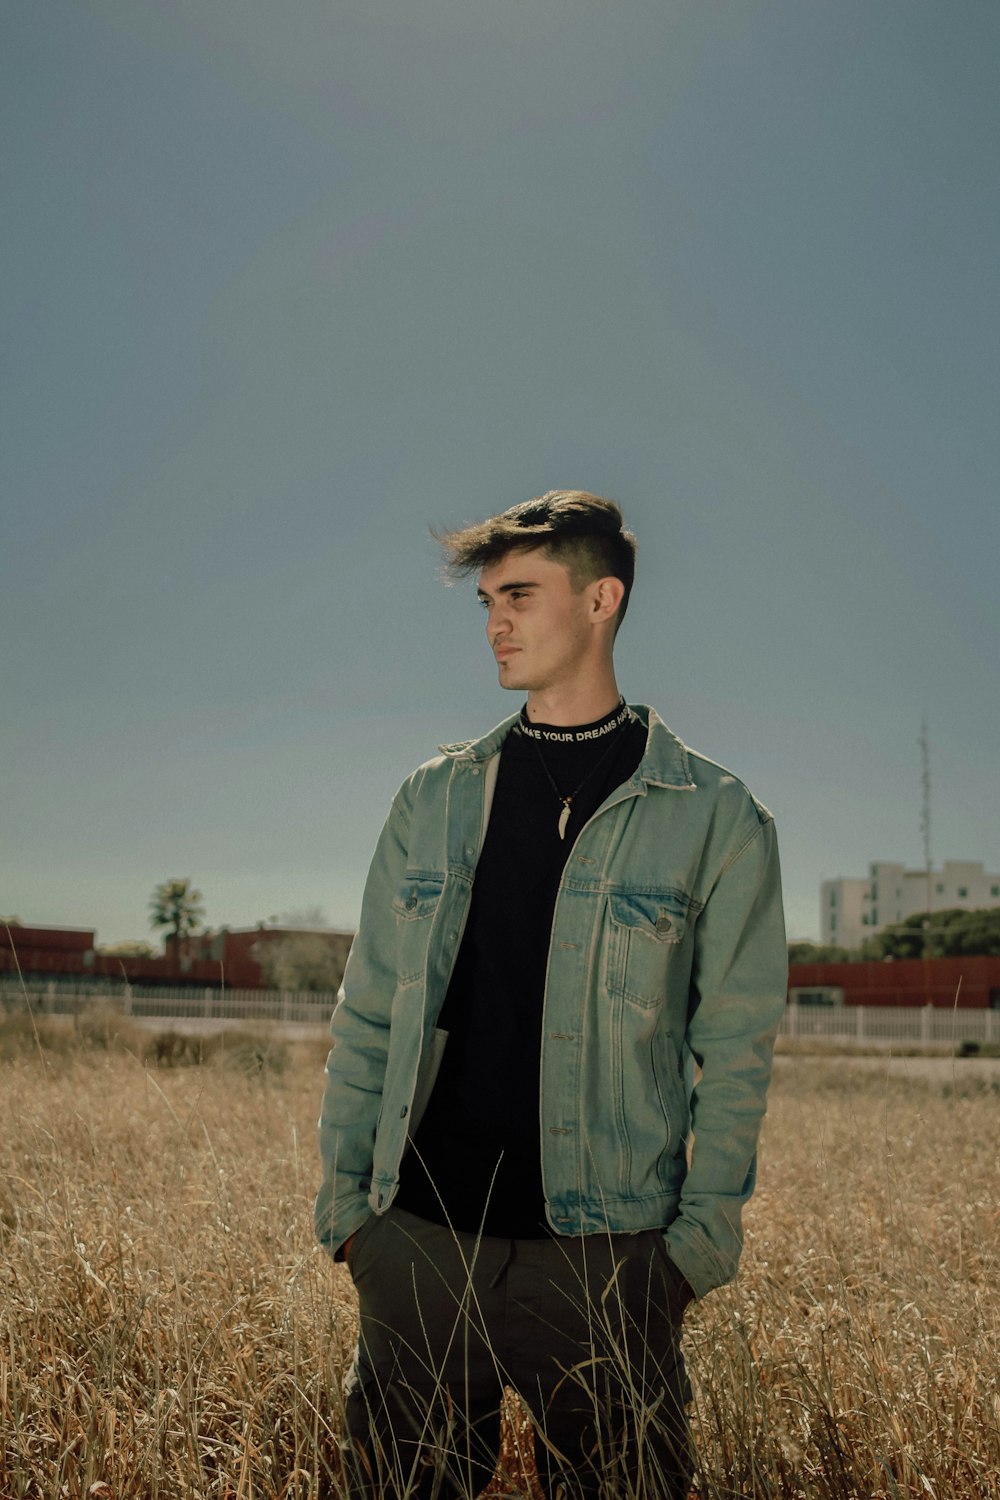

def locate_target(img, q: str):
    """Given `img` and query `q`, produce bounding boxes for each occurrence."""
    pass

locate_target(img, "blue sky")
[4,0,998,946]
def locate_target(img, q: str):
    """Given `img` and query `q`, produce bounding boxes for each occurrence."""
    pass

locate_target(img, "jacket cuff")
[663,1217,728,1300]
[316,1198,373,1264]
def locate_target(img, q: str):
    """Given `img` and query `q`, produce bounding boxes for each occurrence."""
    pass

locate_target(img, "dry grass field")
[1,1011,998,1499]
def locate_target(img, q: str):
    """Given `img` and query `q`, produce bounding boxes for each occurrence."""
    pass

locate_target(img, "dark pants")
[342,1207,694,1499]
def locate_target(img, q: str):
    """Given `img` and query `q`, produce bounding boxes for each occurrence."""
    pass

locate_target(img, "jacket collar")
[439,703,696,790]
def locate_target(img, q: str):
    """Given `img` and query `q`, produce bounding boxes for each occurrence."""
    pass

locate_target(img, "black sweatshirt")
[396,702,647,1236]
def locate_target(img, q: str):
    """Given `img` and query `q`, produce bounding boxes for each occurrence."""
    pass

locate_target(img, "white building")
[821,861,1000,948]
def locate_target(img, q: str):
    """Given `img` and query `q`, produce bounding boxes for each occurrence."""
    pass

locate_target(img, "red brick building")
[788,955,1000,1009]
[0,923,353,992]
[4,923,998,1007]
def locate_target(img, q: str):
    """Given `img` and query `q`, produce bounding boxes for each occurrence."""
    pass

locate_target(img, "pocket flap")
[393,875,445,919]
[608,891,688,944]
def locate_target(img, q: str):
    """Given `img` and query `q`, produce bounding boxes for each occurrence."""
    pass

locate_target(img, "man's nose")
[488,605,511,639]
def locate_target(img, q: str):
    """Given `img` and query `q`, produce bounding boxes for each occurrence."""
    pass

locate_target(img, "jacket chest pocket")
[393,874,444,984]
[605,891,690,1010]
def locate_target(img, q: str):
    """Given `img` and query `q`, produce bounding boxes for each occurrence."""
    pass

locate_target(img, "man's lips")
[493,646,519,661]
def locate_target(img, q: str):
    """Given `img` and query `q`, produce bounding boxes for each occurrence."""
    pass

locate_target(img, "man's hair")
[433,490,637,626]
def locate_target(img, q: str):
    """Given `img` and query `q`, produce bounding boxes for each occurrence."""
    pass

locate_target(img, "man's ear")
[591,575,625,623]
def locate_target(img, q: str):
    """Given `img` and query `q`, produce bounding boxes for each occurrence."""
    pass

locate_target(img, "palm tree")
[148,878,205,952]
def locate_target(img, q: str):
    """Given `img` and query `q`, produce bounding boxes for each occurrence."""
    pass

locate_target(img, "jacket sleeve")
[664,803,787,1298]
[314,783,411,1261]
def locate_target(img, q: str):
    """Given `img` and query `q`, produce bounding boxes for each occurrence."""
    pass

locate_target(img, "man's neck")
[524,678,622,727]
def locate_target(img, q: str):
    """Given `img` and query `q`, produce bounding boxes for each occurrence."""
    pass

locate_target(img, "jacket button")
[471,768,481,777]
[405,897,417,910]
[656,914,673,935]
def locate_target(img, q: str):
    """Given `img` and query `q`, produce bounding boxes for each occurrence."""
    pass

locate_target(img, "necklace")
[520,700,633,839]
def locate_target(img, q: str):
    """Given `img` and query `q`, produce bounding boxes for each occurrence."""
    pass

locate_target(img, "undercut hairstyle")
[433,490,638,627]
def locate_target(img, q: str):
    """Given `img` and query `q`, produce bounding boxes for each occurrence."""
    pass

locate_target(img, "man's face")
[476,548,595,695]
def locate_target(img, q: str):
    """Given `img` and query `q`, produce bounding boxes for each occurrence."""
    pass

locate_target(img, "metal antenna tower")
[919,719,932,928]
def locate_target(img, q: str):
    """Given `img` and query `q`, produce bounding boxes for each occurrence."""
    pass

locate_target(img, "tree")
[278,905,331,929]
[948,907,1000,956]
[148,879,205,947]
[862,906,1000,960]
[787,941,859,965]
[100,940,157,958]
[252,932,349,992]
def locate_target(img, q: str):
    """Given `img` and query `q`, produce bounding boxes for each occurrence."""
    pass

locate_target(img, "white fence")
[2,984,337,1027]
[4,985,1000,1047]
[781,1002,1000,1047]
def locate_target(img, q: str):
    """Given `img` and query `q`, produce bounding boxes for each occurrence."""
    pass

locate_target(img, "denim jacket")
[316,705,787,1299]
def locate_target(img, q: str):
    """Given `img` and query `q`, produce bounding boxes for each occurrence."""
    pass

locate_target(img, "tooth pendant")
[558,801,571,840]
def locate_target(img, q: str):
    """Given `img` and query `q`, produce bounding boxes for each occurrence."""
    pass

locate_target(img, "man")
[316,491,787,1499]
